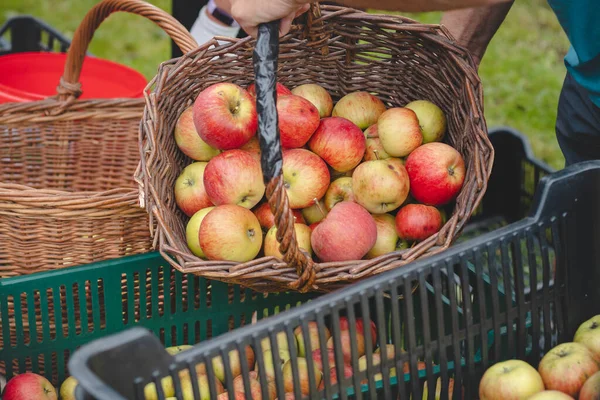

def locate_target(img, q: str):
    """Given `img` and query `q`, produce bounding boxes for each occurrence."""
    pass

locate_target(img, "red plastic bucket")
[0,52,148,103]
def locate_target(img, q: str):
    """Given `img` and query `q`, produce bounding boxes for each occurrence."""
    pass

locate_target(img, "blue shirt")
[547,0,600,107]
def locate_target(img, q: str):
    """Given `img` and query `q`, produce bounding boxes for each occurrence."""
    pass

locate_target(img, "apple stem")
[373,149,379,160]
[314,198,326,217]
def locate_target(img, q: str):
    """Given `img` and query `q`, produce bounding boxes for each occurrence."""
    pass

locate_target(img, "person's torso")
[547,0,600,107]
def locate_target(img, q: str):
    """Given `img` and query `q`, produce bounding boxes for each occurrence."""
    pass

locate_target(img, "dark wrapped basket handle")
[253,21,317,292]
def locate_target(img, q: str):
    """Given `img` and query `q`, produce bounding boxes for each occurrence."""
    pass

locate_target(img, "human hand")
[228,0,312,38]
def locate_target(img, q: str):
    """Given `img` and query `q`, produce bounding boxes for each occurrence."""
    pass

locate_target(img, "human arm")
[227,0,513,37]
[440,1,515,67]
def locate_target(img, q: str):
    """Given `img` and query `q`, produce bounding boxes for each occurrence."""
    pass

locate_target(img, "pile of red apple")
[174,80,465,264]
[479,314,600,399]
[149,317,436,400]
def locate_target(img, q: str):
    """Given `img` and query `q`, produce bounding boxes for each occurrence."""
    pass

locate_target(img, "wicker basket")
[0,0,197,278]
[136,4,494,294]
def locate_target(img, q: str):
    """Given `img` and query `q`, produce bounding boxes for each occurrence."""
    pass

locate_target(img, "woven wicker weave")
[137,4,494,293]
[0,0,197,278]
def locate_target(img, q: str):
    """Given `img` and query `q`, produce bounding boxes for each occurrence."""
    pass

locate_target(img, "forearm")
[440,1,515,65]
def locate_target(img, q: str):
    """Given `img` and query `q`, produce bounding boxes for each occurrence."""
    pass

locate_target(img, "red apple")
[574,315,600,361]
[318,364,354,390]
[282,358,323,395]
[352,158,410,214]
[175,162,213,217]
[538,342,600,398]
[527,391,574,399]
[253,202,305,230]
[405,142,466,206]
[341,317,377,348]
[579,370,600,400]
[2,373,58,400]
[204,149,265,209]
[377,107,423,157]
[364,137,391,161]
[308,117,366,173]
[193,82,257,150]
[232,375,263,400]
[239,136,261,162]
[395,204,443,242]
[282,149,330,209]
[324,177,355,211]
[311,201,377,262]
[174,106,221,161]
[217,392,247,400]
[264,223,312,259]
[277,94,321,148]
[295,321,332,357]
[247,82,292,97]
[405,100,447,144]
[365,213,398,259]
[291,83,334,118]
[199,204,263,262]
[311,348,337,373]
[479,359,545,400]
[332,91,387,130]
[364,124,378,138]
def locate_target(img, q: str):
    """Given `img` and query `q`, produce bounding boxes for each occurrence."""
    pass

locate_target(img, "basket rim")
[136,4,494,293]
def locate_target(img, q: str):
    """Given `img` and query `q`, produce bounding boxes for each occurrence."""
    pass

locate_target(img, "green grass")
[1,0,569,169]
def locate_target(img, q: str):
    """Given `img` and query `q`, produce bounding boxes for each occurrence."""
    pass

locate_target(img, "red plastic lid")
[0,52,148,103]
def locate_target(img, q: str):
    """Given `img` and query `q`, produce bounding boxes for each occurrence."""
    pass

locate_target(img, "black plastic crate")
[63,128,600,400]
[0,16,72,56]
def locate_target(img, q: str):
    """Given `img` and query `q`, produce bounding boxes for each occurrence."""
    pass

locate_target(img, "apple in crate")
[247,81,292,97]
[538,342,600,398]
[277,94,321,148]
[231,375,263,400]
[405,100,447,144]
[405,142,466,206]
[319,364,354,389]
[352,158,410,214]
[59,376,78,400]
[574,315,600,360]
[308,117,366,173]
[199,204,263,262]
[186,206,215,258]
[282,357,323,395]
[311,348,337,372]
[363,124,391,161]
[193,82,257,150]
[295,321,332,357]
[2,373,57,400]
[253,203,305,230]
[311,201,377,262]
[210,346,255,383]
[175,162,213,217]
[204,149,265,209]
[282,149,330,209]
[365,213,399,259]
[174,106,221,161]
[579,370,600,400]
[324,177,355,211]
[527,391,575,399]
[332,91,387,130]
[264,223,313,259]
[377,107,423,157]
[291,83,334,118]
[479,359,545,400]
[395,204,443,242]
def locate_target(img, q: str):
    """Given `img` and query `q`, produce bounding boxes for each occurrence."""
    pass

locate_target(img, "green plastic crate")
[0,252,318,387]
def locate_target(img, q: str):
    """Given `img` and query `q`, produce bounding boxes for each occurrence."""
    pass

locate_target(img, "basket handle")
[56,0,198,103]
[253,20,317,293]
